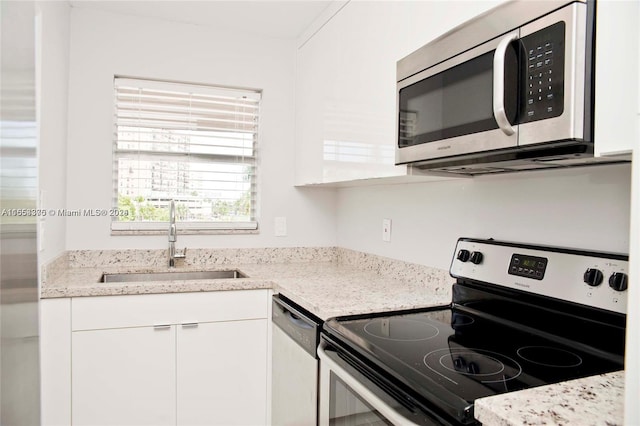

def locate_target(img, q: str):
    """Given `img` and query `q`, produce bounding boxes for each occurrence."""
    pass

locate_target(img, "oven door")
[318,341,448,426]
[396,30,520,165]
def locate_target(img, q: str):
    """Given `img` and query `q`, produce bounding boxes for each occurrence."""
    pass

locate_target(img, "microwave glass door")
[398,45,519,148]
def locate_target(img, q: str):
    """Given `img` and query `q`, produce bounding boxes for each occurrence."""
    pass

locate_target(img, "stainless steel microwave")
[396,0,622,175]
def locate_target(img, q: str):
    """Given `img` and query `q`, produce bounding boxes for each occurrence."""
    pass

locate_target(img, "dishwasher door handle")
[285,311,314,329]
[273,296,318,330]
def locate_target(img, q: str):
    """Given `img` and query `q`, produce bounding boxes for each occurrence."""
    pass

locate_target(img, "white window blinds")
[112,77,260,232]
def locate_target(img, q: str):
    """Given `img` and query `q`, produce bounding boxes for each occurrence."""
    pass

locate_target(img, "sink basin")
[101,270,247,283]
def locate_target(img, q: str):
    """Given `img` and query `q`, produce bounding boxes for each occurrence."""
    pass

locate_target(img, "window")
[112,77,260,233]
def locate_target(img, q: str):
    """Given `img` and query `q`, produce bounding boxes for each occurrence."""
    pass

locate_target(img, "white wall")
[36,1,69,265]
[56,3,634,261]
[337,164,632,270]
[65,7,336,250]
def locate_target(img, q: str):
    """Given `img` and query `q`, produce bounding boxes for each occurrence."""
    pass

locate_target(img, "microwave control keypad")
[521,21,565,123]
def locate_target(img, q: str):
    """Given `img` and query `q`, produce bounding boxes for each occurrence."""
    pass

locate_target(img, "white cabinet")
[40,298,72,426]
[593,0,639,157]
[294,1,501,186]
[295,2,403,185]
[625,5,640,411]
[72,326,177,426]
[626,148,640,425]
[177,320,267,425]
[40,290,270,426]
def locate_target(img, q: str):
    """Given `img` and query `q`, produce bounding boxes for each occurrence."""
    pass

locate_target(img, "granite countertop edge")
[40,264,276,299]
[474,370,625,426]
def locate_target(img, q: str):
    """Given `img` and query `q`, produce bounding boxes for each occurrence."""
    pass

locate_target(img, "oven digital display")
[508,254,547,280]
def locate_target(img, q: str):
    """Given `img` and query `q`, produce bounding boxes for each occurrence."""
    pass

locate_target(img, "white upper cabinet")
[294,2,403,185]
[594,0,639,157]
[294,1,502,186]
[295,0,637,183]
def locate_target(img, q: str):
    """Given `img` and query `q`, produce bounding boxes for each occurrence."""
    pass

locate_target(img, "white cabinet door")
[295,1,408,186]
[177,319,268,426]
[40,298,72,426]
[294,1,502,186]
[594,0,639,156]
[625,142,640,424]
[72,326,176,426]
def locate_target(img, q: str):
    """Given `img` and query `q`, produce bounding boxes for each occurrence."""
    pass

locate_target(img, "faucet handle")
[175,247,187,259]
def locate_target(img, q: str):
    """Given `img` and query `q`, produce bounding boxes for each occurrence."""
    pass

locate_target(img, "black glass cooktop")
[323,304,624,424]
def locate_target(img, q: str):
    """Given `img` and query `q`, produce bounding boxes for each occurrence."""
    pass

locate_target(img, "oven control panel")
[450,238,628,315]
[508,254,547,280]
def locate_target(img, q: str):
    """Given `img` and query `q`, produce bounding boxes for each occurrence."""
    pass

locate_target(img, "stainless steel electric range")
[318,238,628,425]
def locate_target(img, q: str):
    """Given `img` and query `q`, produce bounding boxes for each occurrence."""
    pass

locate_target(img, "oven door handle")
[493,30,519,136]
[317,342,421,426]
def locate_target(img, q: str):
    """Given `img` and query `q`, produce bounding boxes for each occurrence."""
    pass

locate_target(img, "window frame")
[110,76,261,235]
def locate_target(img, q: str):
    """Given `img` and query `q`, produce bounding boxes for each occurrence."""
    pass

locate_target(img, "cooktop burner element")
[322,238,628,425]
[516,346,583,368]
[425,348,522,384]
[364,317,440,341]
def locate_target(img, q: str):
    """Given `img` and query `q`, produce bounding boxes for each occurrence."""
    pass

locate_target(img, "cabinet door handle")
[181,322,199,328]
[153,324,171,330]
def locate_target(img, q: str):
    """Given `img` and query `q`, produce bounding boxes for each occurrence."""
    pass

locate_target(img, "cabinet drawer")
[72,290,268,331]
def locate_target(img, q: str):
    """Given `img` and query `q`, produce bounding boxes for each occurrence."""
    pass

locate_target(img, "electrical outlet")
[382,218,391,242]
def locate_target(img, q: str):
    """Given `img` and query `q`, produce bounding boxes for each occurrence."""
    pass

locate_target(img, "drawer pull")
[181,322,199,328]
[153,324,171,330]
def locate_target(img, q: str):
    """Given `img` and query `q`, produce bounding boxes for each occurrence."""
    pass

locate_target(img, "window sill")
[111,228,259,236]
[111,221,259,236]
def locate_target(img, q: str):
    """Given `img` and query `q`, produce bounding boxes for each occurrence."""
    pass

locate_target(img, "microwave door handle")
[493,31,519,136]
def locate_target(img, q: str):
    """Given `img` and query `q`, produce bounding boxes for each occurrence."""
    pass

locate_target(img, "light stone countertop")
[40,247,626,423]
[41,261,453,320]
[40,264,273,299]
[474,370,624,426]
[250,263,451,320]
[40,247,453,320]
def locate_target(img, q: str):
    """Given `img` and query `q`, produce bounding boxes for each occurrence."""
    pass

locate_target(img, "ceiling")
[68,0,334,39]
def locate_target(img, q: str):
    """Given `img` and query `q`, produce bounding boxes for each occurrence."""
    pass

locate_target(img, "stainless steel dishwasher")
[272,294,322,426]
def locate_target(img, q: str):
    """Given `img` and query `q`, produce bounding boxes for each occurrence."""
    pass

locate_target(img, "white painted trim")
[297,0,349,49]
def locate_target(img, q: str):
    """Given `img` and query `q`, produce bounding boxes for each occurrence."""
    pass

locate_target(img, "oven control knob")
[609,272,628,292]
[583,268,603,287]
[457,249,471,262]
[470,251,483,265]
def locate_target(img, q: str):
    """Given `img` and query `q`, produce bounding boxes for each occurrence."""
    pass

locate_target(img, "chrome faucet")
[168,200,186,268]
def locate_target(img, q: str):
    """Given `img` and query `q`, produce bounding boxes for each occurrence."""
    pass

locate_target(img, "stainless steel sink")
[101,270,247,283]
